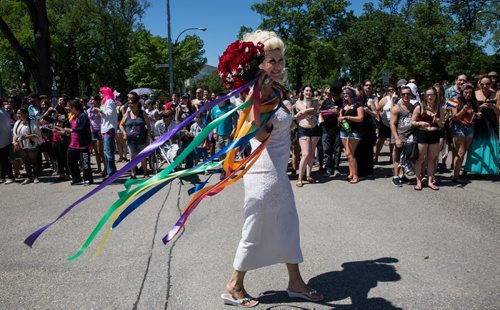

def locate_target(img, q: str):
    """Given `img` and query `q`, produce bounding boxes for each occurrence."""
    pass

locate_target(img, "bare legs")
[342,137,360,182]
[130,152,148,177]
[91,140,104,173]
[116,131,128,161]
[452,136,472,180]
[226,264,322,302]
[374,137,387,162]
[414,142,441,190]
[298,136,320,184]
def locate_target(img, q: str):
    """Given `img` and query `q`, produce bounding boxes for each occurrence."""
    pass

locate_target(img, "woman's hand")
[295,107,314,121]
[256,70,274,102]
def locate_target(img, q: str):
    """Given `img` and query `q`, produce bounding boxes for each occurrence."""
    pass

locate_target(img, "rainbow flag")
[446,98,459,108]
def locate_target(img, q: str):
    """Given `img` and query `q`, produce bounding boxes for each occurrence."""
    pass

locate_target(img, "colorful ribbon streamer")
[24,79,257,248]
[26,77,284,261]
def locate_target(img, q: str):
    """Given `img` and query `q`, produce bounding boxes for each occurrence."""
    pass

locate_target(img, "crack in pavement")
[164,180,186,310]
[132,181,173,310]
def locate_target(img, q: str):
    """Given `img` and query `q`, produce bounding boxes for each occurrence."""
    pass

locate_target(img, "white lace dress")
[233,108,303,271]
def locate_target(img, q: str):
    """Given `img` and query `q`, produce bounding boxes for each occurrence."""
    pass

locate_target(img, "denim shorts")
[340,129,361,140]
[451,123,474,137]
[127,142,146,154]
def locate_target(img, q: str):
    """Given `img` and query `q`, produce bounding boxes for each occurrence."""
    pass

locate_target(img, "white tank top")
[381,95,392,126]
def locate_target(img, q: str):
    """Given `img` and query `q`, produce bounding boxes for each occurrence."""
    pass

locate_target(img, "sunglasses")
[364,84,372,87]
[401,93,412,96]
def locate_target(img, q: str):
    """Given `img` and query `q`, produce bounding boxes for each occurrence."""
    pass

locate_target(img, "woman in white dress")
[222,30,323,308]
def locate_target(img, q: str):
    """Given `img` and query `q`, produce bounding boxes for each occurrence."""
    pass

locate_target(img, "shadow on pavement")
[258,257,402,309]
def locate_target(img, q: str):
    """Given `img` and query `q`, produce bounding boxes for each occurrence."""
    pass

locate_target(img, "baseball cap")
[181,93,189,99]
[488,71,498,77]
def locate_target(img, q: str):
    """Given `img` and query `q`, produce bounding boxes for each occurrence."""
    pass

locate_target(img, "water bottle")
[341,119,351,132]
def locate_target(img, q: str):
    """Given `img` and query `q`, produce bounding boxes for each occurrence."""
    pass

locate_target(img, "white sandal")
[221,293,259,308]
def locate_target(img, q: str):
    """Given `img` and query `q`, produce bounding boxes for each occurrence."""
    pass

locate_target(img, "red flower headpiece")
[218,40,265,90]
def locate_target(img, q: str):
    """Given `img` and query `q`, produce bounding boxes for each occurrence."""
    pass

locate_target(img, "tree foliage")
[191,70,224,94]
[0,0,204,98]
[247,0,498,90]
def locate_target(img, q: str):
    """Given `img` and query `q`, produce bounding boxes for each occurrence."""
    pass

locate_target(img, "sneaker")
[70,180,84,185]
[33,178,40,184]
[333,170,341,177]
[21,179,33,185]
[4,178,15,184]
[400,175,411,184]
[83,180,93,186]
[392,177,403,187]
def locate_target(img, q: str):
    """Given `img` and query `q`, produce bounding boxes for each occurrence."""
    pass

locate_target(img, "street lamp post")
[174,27,207,44]
[166,0,206,96]
[167,0,173,96]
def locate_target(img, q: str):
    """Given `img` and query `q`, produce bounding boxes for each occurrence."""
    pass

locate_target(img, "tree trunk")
[25,0,52,95]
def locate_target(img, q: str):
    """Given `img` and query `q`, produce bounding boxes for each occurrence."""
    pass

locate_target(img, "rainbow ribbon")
[26,76,284,260]
[24,79,257,249]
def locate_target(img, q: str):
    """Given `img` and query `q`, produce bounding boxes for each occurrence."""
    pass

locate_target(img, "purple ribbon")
[24,79,256,248]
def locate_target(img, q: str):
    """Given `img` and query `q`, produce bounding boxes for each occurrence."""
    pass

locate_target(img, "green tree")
[171,34,206,92]
[125,29,169,90]
[251,0,351,90]
[0,0,150,97]
[0,0,52,95]
[192,70,223,93]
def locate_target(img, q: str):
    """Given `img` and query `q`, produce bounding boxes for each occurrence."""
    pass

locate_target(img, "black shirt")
[320,97,341,131]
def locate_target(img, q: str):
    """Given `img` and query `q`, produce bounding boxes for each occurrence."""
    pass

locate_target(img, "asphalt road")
[1,148,499,309]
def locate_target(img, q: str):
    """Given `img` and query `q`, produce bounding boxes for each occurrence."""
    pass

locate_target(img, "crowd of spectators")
[1,72,499,190]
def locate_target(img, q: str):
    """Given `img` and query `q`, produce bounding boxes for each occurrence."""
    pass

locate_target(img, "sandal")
[296,180,303,187]
[349,178,359,184]
[428,183,439,191]
[414,184,422,191]
[306,176,314,183]
[221,293,259,308]
[286,288,323,302]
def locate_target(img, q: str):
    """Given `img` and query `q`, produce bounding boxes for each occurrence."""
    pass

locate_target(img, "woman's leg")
[346,138,360,181]
[341,138,351,177]
[414,144,428,189]
[130,152,137,176]
[298,137,311,182]
[308,136,320,177]
[427,142,441,188]
[461,137,473,177]
[374,137,386,162]
[291,139,300,173]
[286,263,323,300]
[141,158,148,176]
[97,139,104,172]
[452,137,465,179]
[225,269,258,306]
